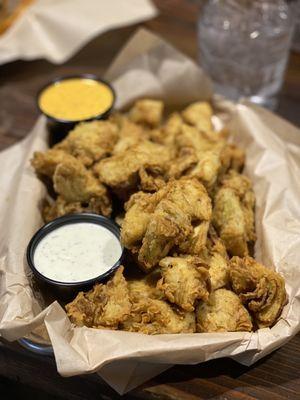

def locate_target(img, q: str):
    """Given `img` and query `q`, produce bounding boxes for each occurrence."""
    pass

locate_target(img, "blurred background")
[0,1,299,399]
[0,0,299,155]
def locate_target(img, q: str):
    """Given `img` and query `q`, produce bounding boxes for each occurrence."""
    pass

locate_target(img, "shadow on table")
[134,349,299,400]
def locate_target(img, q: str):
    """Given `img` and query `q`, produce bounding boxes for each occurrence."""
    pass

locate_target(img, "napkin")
[0,0,157,64]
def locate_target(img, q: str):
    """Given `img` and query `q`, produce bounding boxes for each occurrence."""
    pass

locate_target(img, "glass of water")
[198,0,295,109]
[290,0,300,51]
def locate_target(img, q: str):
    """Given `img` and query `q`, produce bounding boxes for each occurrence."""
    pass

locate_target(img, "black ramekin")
[37,74,116,145]
[26,213,123,299]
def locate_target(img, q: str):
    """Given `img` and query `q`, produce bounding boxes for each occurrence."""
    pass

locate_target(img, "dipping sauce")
[33,222,122,283]
[38,78,114,121]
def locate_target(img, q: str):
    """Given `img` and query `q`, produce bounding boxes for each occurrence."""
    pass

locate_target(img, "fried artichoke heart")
[42,158,112,221]
[212,170,255,256]
[94,140,172,198]
[168,123,225,189]
[31,149,78,178]
[128,269,164,301]
[181,101,214,134]
[121,298,196,334]
[65,267,131,329]
[229,256,287,328]
[42,194,111,223]
[196,288,253,332]
[111,116,149,155]
[200,232,230,290]
[121,177,212,271]
[53,158,108,203]
[55,120,119,166]
[129,99,164,127]
[158,256,211,311]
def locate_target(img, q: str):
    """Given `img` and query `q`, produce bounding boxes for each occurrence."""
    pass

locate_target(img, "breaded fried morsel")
[121,177,212,271]
[122,298,196,335]
[111,116,149,155]
[229,256,287,328]
[196,289,253,332]
[42,195,111,223]
[168,123,226,189]
[66,266,195,334]
[31,149,78,178]
[129,99,164,127]
[158,256,211,311]
[42,158,111,221]
[181,101,214,133]
[66,267,130,329]
[121,189,168,250]
[212,170,255,256]
[94,140,172,198]
[128,269,164,301]
[56,120,119,166]
[200,232,230,290]
[53,158,108,203]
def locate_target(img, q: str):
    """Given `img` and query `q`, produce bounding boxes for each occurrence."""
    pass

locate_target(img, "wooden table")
[0,1,299,399]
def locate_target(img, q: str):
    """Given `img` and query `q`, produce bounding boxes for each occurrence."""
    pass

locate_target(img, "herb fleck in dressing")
[33,222,122,283]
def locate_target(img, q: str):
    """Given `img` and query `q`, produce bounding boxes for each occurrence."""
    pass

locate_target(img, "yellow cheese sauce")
[38,78,114,121]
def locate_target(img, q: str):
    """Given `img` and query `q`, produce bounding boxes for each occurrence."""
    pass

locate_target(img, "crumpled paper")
[0,28,300,395]
[0,0,157,65]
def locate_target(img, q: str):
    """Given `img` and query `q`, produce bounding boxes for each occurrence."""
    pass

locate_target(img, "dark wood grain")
[1,333,300,400]
[0,1,299,399]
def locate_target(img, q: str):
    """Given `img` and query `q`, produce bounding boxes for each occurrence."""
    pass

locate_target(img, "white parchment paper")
[0,29,299,395]
[0,0,157,65]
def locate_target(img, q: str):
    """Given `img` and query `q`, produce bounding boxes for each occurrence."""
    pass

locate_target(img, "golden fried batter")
[220,144,245,175]
[66,267,131,329]
[53,158,108,203]
[149,113,183,147]
[229,257,287,328]
[199,231,230,290]
[178,221,210,255]
[122,298,196,334]
[128,270,164,301]
[56,120,119,166]
[169,123,226,189]
[158,256,211,311]
[138,165,166,192]
[207,245,229,291]
[40,158,112,221]
[137,198,192,270]
[129,99,164,127]
[196,289,253,332]
[121,177,212,271]
[42,195,111,223]
[181,101,213,133]
[121,190,166,250]
[112,117,149,155]
[94,140,172,198]
[212,170,255,256]
[66,266,195,334]
[31,149,77,178]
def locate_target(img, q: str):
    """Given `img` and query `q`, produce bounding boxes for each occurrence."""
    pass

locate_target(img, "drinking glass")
[198,0,295,109]
[290,0,300,51]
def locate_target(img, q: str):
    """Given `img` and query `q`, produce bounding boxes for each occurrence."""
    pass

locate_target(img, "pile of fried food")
[31,99,287,334]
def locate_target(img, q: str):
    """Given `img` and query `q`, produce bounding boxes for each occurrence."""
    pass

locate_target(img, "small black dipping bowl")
[37,74,116,145]
[27,213,123,300]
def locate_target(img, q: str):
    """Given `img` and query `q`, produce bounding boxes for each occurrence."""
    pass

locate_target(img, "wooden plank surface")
[0,1,299,399]
[1,333,300,400]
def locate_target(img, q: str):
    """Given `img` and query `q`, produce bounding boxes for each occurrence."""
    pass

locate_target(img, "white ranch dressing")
[33,222,122,283]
